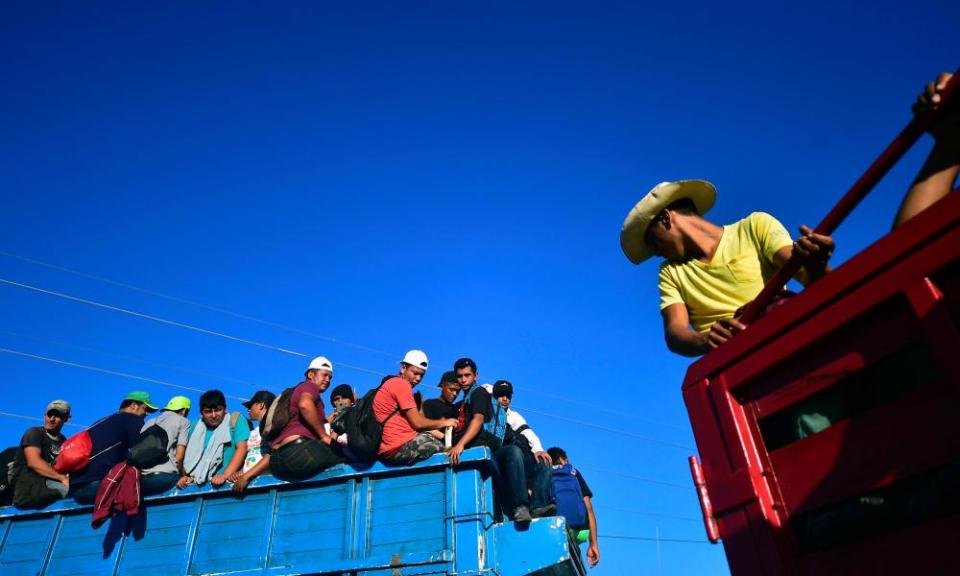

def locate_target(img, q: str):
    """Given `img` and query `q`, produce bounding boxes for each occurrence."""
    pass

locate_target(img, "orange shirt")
[373,377,417,456]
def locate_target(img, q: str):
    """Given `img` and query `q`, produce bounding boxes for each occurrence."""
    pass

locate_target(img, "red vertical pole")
[739,68,960,325]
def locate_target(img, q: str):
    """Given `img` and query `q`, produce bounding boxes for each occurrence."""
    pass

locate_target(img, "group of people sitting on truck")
[0,351,601,568]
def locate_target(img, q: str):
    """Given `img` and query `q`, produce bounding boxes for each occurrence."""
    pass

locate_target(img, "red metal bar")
[689,455,720,543]
[739,68,960,325]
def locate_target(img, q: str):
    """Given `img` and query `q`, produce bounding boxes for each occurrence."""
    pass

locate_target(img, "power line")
[510,384,686,432]
[0,250,398,359]
[0,347,696,491]
[0,411,85,428]
[0,330,264,389]
[0,277,692,450]
[0,277,385,377]
[593,505,699,522]
[599,534,710,544]
[1,252,690,435]
[513,404,695,452]
[0,346,247,401]
[577,465,691,490]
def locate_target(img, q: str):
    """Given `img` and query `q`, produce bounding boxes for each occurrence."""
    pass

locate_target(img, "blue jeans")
[522,451,553,509]
[140,472,179,496]
[491,444,528,510]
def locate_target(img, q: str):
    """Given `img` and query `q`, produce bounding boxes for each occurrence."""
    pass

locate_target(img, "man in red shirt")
[374,350,458,465]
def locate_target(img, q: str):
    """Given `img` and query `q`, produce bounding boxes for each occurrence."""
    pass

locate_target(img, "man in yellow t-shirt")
[620,180,835,356]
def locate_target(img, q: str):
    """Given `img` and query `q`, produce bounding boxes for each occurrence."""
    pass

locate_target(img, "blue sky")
[1,2,956,574]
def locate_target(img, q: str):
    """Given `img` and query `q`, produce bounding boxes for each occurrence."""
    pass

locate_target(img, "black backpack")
[126,424,170,469]
[0,446,18,505]
[344,383,399,462]
[261,387,295,443]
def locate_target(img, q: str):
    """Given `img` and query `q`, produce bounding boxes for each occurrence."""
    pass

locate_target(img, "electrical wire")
[513,404,694,452]
[0,346,248,401]
[599,534,710,544]
[0,411,85,428]
[0,330,264,389]
[0,277,385,377]
[0,250,398,359]
[593,505,698,522]
[1,252,686,433]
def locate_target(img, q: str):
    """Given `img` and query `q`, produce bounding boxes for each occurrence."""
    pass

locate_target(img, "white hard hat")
[307,356,334,373]
[401,349,429,370]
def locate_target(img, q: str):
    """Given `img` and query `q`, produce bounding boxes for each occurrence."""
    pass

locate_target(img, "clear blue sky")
[1,2,956,574]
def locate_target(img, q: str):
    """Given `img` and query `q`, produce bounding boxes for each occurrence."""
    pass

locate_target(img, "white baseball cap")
[401,349,429,370]
[307,356,334,373]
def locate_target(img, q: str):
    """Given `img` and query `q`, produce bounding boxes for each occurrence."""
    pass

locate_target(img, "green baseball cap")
[124,390,159,412]
[164,395,191,412]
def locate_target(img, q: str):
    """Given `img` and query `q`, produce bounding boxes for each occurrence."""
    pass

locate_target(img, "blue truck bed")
[0,447,585,576]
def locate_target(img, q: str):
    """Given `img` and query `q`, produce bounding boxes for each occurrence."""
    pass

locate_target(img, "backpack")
[261,387,296,443]
[54,430,94,473]
[344,382,400,462]
[551,463,588,529]
[504,423,534,454]
[462,386,508,448]
[0,446,18,505]
[126,424,170,469]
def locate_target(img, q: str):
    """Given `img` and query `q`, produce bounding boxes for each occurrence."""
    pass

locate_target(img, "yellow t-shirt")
[658,212,793,332]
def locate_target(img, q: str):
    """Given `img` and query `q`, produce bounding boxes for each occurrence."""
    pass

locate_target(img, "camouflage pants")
[385,433,443,465]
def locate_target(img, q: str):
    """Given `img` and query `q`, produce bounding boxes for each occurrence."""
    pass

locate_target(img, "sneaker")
[513,505,532,523]
[531,504,557,518]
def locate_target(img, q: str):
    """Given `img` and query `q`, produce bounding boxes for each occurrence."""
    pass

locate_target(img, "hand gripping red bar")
[738,68,960,325]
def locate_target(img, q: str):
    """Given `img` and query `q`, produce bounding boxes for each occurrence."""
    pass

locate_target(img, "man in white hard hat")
[373,350,458,465]
[620,181,835,356]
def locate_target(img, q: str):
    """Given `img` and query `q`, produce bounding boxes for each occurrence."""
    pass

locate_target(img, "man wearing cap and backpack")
[6,400,71,509]
[620,180,835,356]
[263,356,343,481]
[374,350,458,465]
[140,395,191,495]
[491,380,555,519]
[450,359,551,523]
[68,390,159,504]
[548,446,600,568]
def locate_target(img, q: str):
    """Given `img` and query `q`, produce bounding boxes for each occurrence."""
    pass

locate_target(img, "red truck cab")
[684,186,960,575]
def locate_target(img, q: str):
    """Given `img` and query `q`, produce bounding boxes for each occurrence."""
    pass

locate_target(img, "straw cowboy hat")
[620,180,717,264]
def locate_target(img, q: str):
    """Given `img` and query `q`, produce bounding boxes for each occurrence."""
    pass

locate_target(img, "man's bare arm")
[298,392,333,444]
[24,446,68,484]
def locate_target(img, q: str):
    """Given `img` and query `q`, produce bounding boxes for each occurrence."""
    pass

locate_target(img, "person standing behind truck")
[547,446,600,568]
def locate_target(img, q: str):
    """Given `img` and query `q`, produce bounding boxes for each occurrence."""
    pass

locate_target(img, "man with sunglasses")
[10,400,72,509]
[620,180,834,356]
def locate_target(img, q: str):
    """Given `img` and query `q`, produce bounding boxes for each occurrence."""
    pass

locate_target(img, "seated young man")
[70,391,158,503]
[374,350,458,465]
[180,390,249,488]
[449,358,552,523]
[9,400,71,509]
[140,395,191,496]
[421,371,461,441]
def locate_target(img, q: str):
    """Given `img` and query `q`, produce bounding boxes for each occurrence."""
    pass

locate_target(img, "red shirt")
[273,380,326,447]
[373,377,417,456]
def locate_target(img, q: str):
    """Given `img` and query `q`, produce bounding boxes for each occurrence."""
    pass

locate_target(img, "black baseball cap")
[330,384,354,402]
[492,380,513,398]
[242,390,276,409]
[437,370,458,387]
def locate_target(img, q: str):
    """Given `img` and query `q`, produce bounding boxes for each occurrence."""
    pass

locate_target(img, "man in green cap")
[140,395,192,495]
[69,390,159,503]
